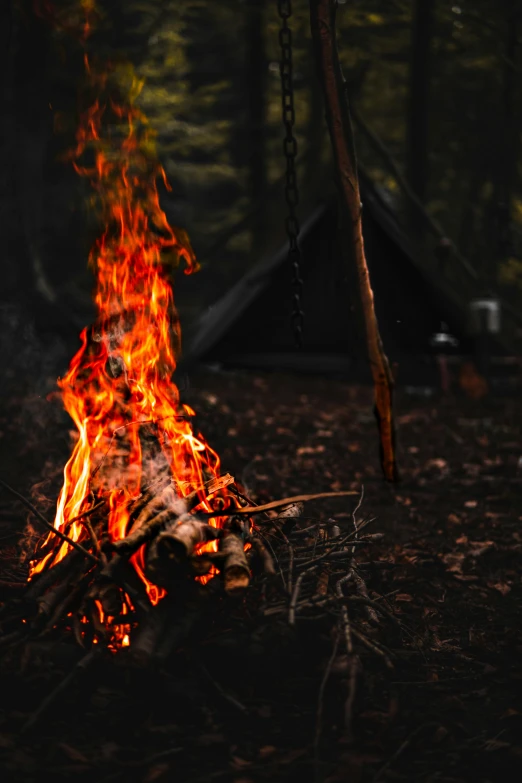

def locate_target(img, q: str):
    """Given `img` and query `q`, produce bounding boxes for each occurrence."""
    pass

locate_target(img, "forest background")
[0,0,521,338]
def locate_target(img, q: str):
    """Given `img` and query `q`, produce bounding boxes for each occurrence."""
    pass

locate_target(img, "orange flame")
[31,26,232,607]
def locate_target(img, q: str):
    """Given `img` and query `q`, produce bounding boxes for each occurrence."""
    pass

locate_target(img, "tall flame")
[31,20,228,603]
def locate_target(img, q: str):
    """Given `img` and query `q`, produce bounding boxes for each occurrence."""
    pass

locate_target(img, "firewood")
[183,473,235,509]
[219,532,250,594]
[26,549,85,601]
[114,474,234,557]
[251,537,276,576]
[112,506,185,556]
[188,553,214,576]
[155,517,219,561]
[204,490,358,518]
[98,554,152,617]
[95,583,123,617]
[0,480,99,565]
[276,501,304,535]
[145,517,220,587]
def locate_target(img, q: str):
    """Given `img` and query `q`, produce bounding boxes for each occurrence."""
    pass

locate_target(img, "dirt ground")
[1,367,522,782]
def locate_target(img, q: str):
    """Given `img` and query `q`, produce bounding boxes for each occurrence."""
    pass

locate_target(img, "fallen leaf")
[144,764,170,783]
[58,744,89,764]
[468,540,495,557]
[441,552,465,573]
[258,745,277,759]
[426,458,448,471]
[394,593,413,602]
[464,500,478,509]
[501,708,521,719]
[230,756,252,770]
[296,445,325,456]
[487,581,511,595]
[484,739,511,752]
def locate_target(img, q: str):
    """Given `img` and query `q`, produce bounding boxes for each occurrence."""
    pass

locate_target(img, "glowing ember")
[30,5,233,612]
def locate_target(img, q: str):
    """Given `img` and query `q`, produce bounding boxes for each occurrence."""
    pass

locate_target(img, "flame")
[30,13,234,615]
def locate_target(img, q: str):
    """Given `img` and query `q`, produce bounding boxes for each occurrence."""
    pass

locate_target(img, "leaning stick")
[309,0,398,482]
[0,480,99,565]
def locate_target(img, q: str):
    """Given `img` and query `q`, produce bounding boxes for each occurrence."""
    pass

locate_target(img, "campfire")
[0,3,399,742]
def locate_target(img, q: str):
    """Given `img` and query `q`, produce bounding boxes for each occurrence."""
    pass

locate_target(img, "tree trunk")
[309,0,398,483]
[0,0,22,300]
[492,0,520,280]
[406,0,434,241]
[245,0,268,251]
[304,45,326,192]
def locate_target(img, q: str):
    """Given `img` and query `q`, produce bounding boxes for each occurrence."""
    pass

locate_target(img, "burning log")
[145,517,220,588]
[113,474,234,557]
[112,504,187,557]
[219,528,250,594]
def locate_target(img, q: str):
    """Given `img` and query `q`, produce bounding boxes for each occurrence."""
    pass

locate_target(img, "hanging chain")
[277,0,304,349]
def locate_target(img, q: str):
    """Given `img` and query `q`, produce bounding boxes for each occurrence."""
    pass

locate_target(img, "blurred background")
[0,0,521,383]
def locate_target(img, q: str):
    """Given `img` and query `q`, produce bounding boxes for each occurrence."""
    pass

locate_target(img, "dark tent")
[182,173,474,383]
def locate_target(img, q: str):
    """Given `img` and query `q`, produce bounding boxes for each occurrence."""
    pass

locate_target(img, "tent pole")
[309,0,398,482]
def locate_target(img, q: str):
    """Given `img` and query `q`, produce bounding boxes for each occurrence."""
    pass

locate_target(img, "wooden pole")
[309,0,398,482]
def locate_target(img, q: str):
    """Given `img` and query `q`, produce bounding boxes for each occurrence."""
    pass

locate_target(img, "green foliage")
[12,0,522,306]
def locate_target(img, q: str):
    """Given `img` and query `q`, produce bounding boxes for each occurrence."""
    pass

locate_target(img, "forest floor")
[1,368,522,783]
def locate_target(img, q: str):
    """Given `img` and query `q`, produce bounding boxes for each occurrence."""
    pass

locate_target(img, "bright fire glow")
[30,19,232,608]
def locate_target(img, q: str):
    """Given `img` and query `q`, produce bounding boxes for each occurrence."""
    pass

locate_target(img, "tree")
[406,0,434,241]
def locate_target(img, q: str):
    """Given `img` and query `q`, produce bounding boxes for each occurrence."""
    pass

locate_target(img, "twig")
[203,490,358,517]
[0,480,99,565]
[254,528,286,589]
[336,574,355,655]
[352,485,364,531]
[351,627,394,669]
[287,541,295,595]
[85,517,106,564]
[370,723,438,783]
[289,566,318,626]
[251,537,276,575]
[22,650,96,733]
[199,663,249,714]
[344,653,360,742]
[345,595,401,627]
[352,570,379,623]
[314,626,340,755]
[64,500,106,529]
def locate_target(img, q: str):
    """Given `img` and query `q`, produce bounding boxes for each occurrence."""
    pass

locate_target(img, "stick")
[370,723,437,783]
[289,566,318,626]
[64,500,106,529]
[21,650,96,733]
[219,532,250,594]
[198,663,249,714]
[251,537,276,575]
[351,627,394,669]
[309,0,398,482]
[314,627,340,755]
[0,480,99,565]
[112,505,186,555]
[204,490,358,517]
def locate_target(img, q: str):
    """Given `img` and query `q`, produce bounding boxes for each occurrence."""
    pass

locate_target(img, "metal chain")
[277,0,304,349]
